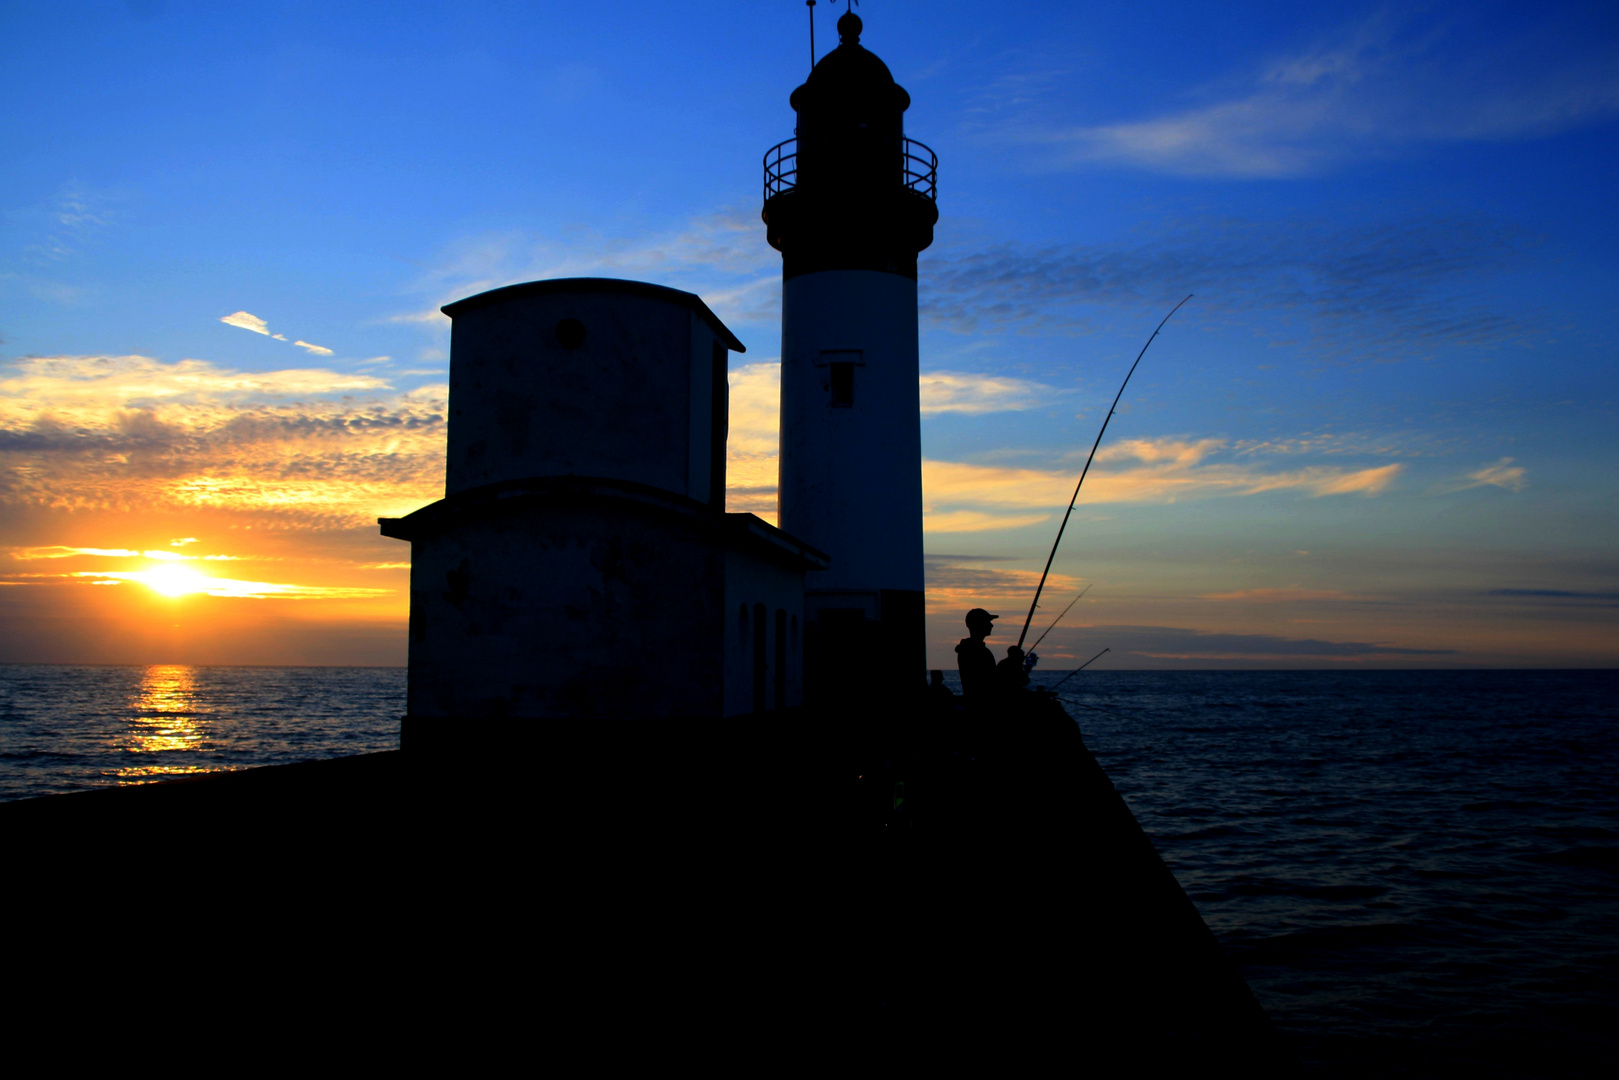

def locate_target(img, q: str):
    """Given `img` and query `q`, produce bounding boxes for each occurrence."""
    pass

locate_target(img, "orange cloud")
[725,361,780,522]
[0,355,445,528]
[921,437,1403,531]
[1200,588,1360,602]
[67,568,390,600]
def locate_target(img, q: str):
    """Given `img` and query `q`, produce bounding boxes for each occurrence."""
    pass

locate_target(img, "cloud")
[1000,10,1619,177]
[1035,624,1453,663]
[719,368,1407,532]
[61,570,391,600]
[1440,457,1527,494]
[9,546,142,560]
[1199,588,1360,603]
[25,186,110,262]
[920,371,1059,415]
[1486,589,1619,602]
[0,354,388,410]
[401,207,782,336]
[921,438,1402,531]
[221,311,270,335]
[919,216,1532,359]
[926,554,1082,606]
[720,363,1068,520]
[220,313,335,357]
[724,361,781,519]
[0,355,445,529]
[923,509,1054,533]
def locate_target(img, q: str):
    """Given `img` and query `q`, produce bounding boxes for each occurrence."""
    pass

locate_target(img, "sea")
[1,665,1614,1077]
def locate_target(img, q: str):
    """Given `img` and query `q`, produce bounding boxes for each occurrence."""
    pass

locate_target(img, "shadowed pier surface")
[4,695,1295,1070]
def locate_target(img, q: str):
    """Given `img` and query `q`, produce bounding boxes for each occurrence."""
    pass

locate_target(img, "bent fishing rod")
[1015,294,1193,650]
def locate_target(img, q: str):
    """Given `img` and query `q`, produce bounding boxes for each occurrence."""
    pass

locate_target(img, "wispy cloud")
[725,361,781,520]
[920,216,1533,359]
[398,207,782,336]
[0,354,388,409]
[1032,624,1453,663]
[1486,588,1619,602]
[723,368,1407,531]
[220,312,334,356]
[1199,587,1361,603]
[920,371,1059,415]
[9,546,143,560]
[61,571,390,600]
[923,437,1402,532]
[0,355,444,528]
[996,9,1619,177]
[926,554,1083,607]
[25,185,110,262]
[721,363,1064,521]
[221,311,270,335]
[1438,457,1528,494]
[6,545,244,563]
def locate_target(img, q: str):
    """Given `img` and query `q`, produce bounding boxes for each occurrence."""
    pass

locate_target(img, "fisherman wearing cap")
[955,608,999,704]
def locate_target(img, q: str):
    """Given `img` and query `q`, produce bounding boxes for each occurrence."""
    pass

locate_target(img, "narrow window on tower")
[829,362,854,407]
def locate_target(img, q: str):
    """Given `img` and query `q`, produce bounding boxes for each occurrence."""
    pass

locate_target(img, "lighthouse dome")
[763,11,936,275]
[790,13,911,116]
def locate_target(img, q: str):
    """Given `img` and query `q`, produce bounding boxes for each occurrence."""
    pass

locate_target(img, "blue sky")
[1,0,1615,667]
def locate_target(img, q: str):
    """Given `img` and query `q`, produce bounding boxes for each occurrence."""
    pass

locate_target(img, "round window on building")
[556,318,587,349]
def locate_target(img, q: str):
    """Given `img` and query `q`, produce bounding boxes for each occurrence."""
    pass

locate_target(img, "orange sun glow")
[130,564,215,597]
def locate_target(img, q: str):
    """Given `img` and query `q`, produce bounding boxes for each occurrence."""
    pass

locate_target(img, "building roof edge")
[439,277,746,353]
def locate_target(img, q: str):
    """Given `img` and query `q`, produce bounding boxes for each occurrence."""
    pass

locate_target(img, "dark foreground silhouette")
[3,690,1296,1069]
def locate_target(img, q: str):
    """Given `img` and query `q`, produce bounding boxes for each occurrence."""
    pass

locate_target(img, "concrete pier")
[3,696,1295,1069]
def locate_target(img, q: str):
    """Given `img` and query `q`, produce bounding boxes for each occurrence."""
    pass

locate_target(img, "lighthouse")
[763,11,937,703]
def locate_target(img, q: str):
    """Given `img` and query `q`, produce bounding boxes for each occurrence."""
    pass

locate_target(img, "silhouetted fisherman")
[997,645,1031,692]
[955,608,999,704]
[928,668,955,703]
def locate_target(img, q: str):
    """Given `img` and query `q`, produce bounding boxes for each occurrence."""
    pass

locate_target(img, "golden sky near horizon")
[0,348,1531,668]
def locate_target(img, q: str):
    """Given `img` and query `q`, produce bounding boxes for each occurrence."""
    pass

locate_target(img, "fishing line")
[1046,647,1110,692]
[1057,696,1142,724]
[1028,584,1091,654]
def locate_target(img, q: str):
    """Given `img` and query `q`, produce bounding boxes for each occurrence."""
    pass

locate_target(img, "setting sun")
[132,565,214,598]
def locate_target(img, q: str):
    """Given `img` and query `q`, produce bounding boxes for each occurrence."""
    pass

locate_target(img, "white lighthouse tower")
[763,11,937,703]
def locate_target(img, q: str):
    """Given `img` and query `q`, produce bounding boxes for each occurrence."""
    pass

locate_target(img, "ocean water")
[1,665,1614,1075]
[0,664,403,800]
[1030,669,1619,1078]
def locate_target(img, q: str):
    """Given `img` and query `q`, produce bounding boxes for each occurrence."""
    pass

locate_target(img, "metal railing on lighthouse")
[763,137,937,202]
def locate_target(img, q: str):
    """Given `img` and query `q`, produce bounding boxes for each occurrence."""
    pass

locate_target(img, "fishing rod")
[1015,294,1193,650]
[1045,647,1109,692]
[1027,584,1091,655]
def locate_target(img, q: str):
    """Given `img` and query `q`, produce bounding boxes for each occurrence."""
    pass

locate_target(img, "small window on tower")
[829,362,854,407]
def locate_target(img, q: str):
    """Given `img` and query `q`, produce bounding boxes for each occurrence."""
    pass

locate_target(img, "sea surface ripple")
[1033,668,1618,1078]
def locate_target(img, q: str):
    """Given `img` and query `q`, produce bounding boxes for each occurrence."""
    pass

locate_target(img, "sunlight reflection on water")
[116,664,215,780]
[0,664,402,798]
